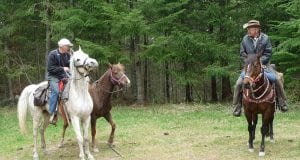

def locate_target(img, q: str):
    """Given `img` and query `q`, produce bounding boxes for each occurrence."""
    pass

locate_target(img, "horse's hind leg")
[91,116,99,152]
[32,110,42,160]
[59,104,69,148]
[104,112,116,147]
[40,111,50,154]
[59,118,69,148]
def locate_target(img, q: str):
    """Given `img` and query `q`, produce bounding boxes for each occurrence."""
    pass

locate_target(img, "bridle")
[95,70,127,94]
[244,65,270,100]
[73,57,90,78]
[110,70,126,86]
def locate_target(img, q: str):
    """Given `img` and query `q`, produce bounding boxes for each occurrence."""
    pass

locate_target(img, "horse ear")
[257,50,263,58]
[108,63,112,69]
[70,48,74,56]
[79,45,82,52]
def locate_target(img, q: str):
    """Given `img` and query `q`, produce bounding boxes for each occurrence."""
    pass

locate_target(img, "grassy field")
[0,103,299,160]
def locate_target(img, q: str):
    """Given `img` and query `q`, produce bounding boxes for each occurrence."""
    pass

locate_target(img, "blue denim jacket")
[240,33,272,65]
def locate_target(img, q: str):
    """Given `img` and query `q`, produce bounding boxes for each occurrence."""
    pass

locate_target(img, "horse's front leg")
[104,112,116,147]
[70,116,85,160]
[246,113,255,152]
[91,115,99,152]
[259,115,269,157]
[83,116,94,160]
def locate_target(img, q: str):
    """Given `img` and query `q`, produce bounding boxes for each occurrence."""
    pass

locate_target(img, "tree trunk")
[165,62,170,103]
[219,0,232,101]
[143,35,148,102]
[45,0,52,79]
[211,76,218,102]
[4,43,14,100]
[221,75,232,101]
[130,35,144,104]
[184,62,193,102]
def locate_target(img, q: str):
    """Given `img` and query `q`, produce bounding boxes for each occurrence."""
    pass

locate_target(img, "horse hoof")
[108,142,115,148]
[87,155,95,160]
[248,148,254,152]
[270,139,275,143]
[43,150,49,155]
[92,147,99,153]
[33,154,39,160]
[58,143,64,148]
[259,151,265,157]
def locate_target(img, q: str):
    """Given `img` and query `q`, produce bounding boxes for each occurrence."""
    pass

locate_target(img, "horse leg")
[70,116,85,160]
[59,103,69,148]
[91,116,99,152]
[246,113,254,152]
[252,114,258,141]
[40,112,50,155]
[59,118,69,148]
[32,109,42,160]
[259,114,269,157]
[104,112,116,147]
[269,114,275,143]
[83,116,94,160]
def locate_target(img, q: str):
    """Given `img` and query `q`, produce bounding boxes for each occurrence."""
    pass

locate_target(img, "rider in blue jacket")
[232,20,288,117]
[47,38,72,125]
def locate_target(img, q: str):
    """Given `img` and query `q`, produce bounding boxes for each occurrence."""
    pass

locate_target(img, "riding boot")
[49,113,57,126]
[233,77,243,117]
[275,79,288,112]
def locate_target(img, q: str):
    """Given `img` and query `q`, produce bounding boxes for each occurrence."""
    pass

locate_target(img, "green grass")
[0,103,300,160]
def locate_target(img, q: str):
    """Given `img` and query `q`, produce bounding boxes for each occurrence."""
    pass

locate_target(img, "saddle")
[33,83,49,106]
[33,80,70,107]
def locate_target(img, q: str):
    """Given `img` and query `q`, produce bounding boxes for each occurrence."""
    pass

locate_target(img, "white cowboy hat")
[243,20,261,29]
[58,38,73,47]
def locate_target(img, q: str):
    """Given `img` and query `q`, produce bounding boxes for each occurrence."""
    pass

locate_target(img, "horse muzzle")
[85,59,99,71]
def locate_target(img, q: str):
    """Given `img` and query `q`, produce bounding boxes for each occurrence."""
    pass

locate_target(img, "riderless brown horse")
[59,63,130,153]
[242,52,276,157]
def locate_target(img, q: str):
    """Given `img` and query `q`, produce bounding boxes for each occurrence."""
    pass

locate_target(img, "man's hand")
[63,67,70,72]
[62,78,69,84]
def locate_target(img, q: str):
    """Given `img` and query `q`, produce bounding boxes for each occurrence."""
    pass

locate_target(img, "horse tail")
[18,84,35,135]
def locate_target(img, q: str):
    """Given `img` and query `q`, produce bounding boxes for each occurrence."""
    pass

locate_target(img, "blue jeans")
[48,76,59,114]
[240,66,276,83]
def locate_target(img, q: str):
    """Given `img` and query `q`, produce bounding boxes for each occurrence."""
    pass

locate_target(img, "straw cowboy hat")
[243,20,261,29]
[58,38,73,47]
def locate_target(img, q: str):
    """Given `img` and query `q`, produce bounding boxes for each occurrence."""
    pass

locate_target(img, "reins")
[248,74,270,100]
[95,70,126,94]
[96,81,124,94]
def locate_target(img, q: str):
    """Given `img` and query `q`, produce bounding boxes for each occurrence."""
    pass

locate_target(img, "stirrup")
[233,105,242,117]
[281,105,288,112]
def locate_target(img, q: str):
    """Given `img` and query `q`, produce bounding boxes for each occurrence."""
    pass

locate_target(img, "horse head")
[71,46,99,77]
[109,63,131,88]
[243,51,263,89]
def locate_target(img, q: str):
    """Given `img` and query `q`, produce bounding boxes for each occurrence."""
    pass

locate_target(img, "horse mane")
[244,53,259,66]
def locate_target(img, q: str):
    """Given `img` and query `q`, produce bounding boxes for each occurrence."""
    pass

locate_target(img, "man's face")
[60,45,71,53]
[247,27,260,37]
